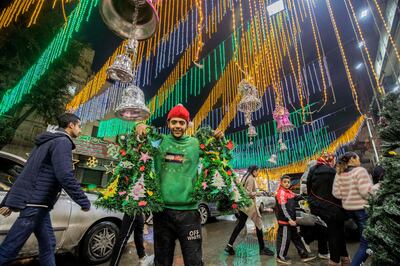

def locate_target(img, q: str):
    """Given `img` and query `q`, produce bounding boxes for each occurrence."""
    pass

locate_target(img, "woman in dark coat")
[307,152,350,266]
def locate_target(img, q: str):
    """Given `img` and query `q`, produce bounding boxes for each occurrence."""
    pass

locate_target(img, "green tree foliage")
[0,3,65,98]
[365,91,400,265]
[0,39,90,149]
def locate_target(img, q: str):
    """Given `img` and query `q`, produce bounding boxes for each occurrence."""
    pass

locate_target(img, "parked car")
[0,151,124,265]
[256,191,276,213]
[198,202,222,225]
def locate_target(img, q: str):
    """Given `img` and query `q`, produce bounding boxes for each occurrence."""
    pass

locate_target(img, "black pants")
[326,219,348,263]
[153,209,203,266]
[109,214,145,266]
[276,225,307,259]
[300,224,329,254]
[311,206,348,263]
[228,211,265,250]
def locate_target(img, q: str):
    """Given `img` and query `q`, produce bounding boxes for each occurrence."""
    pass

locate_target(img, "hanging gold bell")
[115,84,150,121]
[107,54,135,83]
[100,0,159,40]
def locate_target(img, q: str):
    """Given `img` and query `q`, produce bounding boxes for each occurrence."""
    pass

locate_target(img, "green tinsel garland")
[193,127,252,212]
[95,125,163,216]
[96,125,251,215]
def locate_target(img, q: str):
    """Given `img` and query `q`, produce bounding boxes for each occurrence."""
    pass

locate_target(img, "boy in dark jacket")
[0,113,90,266]
[275,175,315,265]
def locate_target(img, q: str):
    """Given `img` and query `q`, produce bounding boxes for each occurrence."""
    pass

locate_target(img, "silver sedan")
[0,151,124,265]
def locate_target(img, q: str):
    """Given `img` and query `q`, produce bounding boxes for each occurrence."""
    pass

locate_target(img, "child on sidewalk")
[275,175,316,265]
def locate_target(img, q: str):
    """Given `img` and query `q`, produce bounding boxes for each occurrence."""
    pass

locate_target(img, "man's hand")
[136,123,148,136]
[213,129,224,139]
[288,219,297,226]
[0,207,12,217]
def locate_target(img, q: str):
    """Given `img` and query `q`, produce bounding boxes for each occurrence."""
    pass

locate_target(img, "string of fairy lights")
[1,0,398,171]
[0,0,74,29]
[0,0,99,115]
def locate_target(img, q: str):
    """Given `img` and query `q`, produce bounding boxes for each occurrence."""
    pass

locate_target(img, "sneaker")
[318,253,330,260]
[259,247,274,256]
[224,245,235,255]
[139,254,154,266]
[300,253,317,262]
[276,256,292,265]
[300,237,312,253]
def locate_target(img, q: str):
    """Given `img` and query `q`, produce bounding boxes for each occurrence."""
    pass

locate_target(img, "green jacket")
[154,134,201,210]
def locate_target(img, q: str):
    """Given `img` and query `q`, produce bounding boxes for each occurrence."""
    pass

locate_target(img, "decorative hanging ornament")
[126,38,139,55]
[237,80,262,113]
[244,112,252,126]
[115,84,150,121]
[279,138,288,152]
[268,154,277,165]
[99,0,159,40]
[106,54,134,83]
[248,124,257,138]
[248,124,257,145]
[273,105,295,133]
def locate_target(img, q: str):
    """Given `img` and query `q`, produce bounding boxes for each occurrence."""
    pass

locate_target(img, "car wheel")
[80,221,119,265]
[259,203,264,213]
[198,204,209,225]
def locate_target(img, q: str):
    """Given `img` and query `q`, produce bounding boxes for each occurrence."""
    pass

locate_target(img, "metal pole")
[365,117,380,163]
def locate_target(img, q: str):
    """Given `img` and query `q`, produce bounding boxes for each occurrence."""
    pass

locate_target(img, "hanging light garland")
[0,0,99,115]
[0,0,74,29]
[68,0,231,112]
[231,124,333,169]
[305,0,329,112]
[371,0,400,67]
[264,115,365,180]
[325,0,362,114]
[346,0,385,95]
[97,118,136,138]
[75,0,238,124]
[193,0,204,66]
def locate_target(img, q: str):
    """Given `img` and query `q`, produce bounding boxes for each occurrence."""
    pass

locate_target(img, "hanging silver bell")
[280,141,288,151]
[248,124,257,138]
[237,80,261,113]
[238,95,262,113]
[115,84,150,121]
[107,54,135,83]
[268,154,277,164]
[100,0,159,40]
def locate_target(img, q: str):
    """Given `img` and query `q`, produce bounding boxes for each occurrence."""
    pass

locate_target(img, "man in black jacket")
[0,113,91,266]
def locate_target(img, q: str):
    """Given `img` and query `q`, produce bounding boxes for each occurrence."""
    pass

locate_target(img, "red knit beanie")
[167,104,190,123]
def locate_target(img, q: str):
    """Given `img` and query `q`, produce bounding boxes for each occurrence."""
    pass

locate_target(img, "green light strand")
[231,126,334,169]
[0,0,99,115]
[97,118,136,138]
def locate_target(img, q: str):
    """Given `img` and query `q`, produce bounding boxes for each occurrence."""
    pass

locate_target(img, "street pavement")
[12,213,370,266]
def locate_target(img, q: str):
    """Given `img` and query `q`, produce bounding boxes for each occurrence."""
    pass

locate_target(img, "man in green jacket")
[136,104,223,266]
